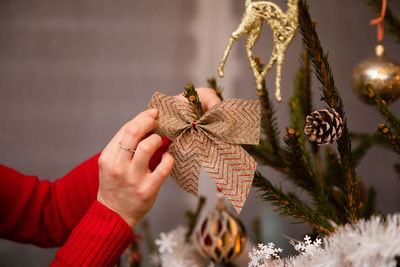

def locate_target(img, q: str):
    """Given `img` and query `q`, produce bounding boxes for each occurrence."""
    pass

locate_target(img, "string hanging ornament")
[193,191,247,264]
[218,0,299,102]
[351,0,400,105]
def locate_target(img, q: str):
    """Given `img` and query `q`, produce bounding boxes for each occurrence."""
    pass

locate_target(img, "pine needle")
[284,129,340,224]
[366,85,400,134]
[183,82,204,119]
[253,171,334,235]
[206,77,224,100]
[255,56,283,157]
[378,123,400,156]
[359,187,377,219]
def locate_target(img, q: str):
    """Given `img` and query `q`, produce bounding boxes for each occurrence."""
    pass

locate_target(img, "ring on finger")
[119,142,136,153]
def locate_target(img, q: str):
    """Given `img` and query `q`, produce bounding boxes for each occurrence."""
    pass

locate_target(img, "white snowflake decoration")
[155,232,177,254]
[291,235,322,257]
[249,242,282,267]
[154,226,204,267]
[247,214,400,267]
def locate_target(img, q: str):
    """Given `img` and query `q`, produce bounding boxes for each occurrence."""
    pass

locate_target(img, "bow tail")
[199,139,257,214]
[169,131,201,196]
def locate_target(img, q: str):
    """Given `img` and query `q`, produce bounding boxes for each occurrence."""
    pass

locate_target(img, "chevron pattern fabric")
[148,92,261,213]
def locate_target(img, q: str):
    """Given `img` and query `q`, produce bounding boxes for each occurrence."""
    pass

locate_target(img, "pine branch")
[258,86,283,156]
[323,148,348,224]
[322,148,357,224]
[290,60,308,139]
[291,48,323,178]
[253,171,334,235]
[141,219,158,256]
[185,196,206,242]
[366,85,400,134]
[255,56,283,157]
[359,187,377,219]
[207,77,224,100]
[300,43,313,117]
[245,56,286,172]
[284,129,340,224]
[283,129,317,189]
[338,126,360,222]
[378,123,400,156]
[183,82,204,119]
[324,148,343,189]
[289,46,313,130]
[299,0,360,222]
[298,1,343,115]
[245,143,289,173]
[351,130,400,155]
[366,0,400,43]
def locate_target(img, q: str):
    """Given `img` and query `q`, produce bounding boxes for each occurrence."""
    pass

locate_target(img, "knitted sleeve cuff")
[50,200,134,267]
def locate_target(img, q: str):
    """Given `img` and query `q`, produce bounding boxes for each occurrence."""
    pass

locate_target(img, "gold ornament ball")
[351,45,400,105]
[194,198,246,264]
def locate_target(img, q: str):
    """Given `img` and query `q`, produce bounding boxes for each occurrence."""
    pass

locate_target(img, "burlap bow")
[148,92,261,213]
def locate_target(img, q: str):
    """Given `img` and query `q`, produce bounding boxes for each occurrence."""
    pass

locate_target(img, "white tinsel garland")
[250,214,400,267]
[152,214,400,266]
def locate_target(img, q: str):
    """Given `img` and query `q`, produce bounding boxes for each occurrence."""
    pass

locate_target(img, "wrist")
[97,195,138,229]
[117,214,138,229]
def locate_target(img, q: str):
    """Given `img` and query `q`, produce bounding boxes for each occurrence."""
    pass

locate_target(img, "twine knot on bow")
[148,92,261,213]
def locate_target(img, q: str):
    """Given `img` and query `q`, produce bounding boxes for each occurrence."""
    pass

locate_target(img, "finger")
[149,137,171,171]
[147,152,174,190]
[99,120,132,164]
[196,87,221,110]
[203,95,221,110]
[174,93,186,102]
[101,109,158,159]
[131,133,163,173]
[116,109,158,162]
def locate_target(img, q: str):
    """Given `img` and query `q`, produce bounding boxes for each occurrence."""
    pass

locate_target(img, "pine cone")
[304,108,343,144]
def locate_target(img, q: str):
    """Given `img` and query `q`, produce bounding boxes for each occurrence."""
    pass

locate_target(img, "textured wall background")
[0,0,399,266]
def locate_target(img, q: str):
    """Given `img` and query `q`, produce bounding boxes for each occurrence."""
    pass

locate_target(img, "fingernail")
[148,108,158,117]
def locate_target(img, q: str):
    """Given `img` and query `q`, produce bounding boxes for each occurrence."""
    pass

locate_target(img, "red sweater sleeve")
[0,154,101,246]
[51,201,134,267]
[0,155,134,266]
[0,137,170,266]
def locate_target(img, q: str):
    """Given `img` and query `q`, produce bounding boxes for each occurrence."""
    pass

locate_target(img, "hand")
[97,109,174,228]
[175,87,221,111]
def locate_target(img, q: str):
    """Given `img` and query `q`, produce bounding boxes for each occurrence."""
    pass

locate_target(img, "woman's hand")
[97,109,174,229]
[97,88,219,228]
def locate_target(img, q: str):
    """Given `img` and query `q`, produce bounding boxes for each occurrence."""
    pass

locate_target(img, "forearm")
[50,201,134,267]
[0,154,100,246]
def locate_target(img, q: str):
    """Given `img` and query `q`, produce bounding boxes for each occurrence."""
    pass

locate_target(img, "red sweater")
[0,138,170,266]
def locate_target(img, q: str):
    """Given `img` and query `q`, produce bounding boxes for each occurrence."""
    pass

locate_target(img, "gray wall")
[0,0,399,266]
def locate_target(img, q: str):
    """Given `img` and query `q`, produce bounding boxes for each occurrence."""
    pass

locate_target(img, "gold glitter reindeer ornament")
[218,0,299,102]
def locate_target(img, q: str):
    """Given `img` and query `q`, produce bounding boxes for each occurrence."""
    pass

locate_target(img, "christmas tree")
[247,0,400,235]
[138,0,400,266]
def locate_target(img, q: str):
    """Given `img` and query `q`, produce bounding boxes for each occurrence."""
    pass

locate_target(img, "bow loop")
[197,99,261,145]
